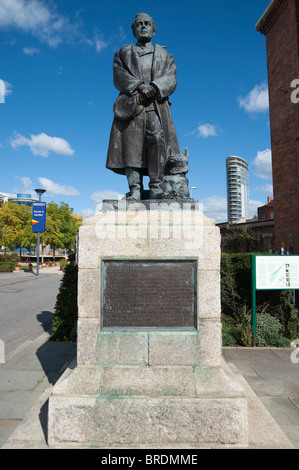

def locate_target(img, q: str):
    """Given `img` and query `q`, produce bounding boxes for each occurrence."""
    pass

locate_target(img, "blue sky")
[0,0,273,222]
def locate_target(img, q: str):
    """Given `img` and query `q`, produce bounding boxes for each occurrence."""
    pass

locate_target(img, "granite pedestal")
[48,200,248,448]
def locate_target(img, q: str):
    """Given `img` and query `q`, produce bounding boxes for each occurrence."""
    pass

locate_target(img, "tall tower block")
[226,156,250,224]
[256,0,299,253]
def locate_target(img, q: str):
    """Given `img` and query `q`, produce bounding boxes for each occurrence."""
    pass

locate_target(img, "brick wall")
[257,0,299,253]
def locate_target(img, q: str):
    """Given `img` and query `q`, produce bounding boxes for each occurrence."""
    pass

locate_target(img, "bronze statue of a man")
[106,13,180,200]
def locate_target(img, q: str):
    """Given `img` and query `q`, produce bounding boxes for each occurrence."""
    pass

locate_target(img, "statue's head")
[131,13,156,42]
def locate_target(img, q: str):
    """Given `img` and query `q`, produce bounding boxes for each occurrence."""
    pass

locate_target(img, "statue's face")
[134,14,155,42]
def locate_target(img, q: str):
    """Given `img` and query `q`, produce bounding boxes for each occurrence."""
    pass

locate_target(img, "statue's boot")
[125,168,143,201]
[147,144,165,199]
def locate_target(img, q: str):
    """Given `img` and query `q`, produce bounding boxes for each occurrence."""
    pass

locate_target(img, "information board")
[251,255,299,337]
[32,202,46,233]
[255,255,299,290]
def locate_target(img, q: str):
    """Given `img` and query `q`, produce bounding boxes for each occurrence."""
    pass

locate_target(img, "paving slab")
[271,349,297,361]
[0,332,76,447]
[0,419,21,448]
[0,370,45,391]
[227,363,293,449]
[227,360,259,377]
[248,361,299,378]
[280,425,299,449]
[245,376,299,398]
[222,348,283,362]
[0,391,43,419]
[260,397,299,430]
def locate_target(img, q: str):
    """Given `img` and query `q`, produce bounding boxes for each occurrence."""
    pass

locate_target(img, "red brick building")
[256,0,299,254]
[217,218,275,253]
[258,196,274,221]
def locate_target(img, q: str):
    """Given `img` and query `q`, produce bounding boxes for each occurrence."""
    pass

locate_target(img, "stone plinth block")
[48,202,249,448]
[48,364,248,448]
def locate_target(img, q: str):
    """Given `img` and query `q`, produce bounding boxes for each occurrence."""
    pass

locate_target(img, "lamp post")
[191,186,197,199]
[34,189,46,276]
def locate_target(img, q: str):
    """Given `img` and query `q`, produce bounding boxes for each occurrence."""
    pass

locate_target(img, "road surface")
[0,273,63,358]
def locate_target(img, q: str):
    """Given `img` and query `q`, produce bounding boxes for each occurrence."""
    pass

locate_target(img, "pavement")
[1,269,299,449]
[0,264,64,286]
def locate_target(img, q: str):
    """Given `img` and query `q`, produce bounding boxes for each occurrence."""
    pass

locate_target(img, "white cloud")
[0,0,107,52]
[11,131,74,157]
[200,195,265,222]
[37,177,79,196]
[197,123,218,138]
[0,0,68,47]
[200,195,227,223]
[23,46,40,55]
[94,34,108,53]
[15,176,35,195]
[0,79,12,102]
[254,182,273,197]
[249,199,264,219]
[90,190,125,210]
[238,82,269,113]
[253,149,272,180]
[3,80,12,96]
[81,208,95,218]
[0,80,4,103]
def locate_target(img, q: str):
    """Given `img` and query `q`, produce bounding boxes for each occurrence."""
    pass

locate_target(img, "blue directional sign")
[32,202,46,233]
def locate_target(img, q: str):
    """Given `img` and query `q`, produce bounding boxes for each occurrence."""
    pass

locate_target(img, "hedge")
[50,253,78,342]
[0,262,15,272]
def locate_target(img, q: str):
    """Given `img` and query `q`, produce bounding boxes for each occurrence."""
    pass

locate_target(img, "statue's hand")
[138,84,157,102]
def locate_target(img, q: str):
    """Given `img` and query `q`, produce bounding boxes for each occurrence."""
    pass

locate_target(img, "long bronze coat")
[106,43,180,175]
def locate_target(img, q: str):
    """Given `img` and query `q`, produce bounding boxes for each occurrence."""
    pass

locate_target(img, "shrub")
[221,253,251,319]
[50,253,78,342]
[233,309,253,347]
[0,262,15,272]
[221,253,299,345]
[255,312,291,347]
[222,319,237,346]
[0,254,20,264]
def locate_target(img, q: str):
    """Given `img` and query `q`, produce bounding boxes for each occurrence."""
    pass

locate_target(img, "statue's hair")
[131,13,156,37]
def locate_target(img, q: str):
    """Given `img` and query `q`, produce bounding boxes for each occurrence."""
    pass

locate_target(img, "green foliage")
[255,312,291,347]
[232,306,253,347]
[50,254,78,342]
[222,319,237,346]
[45,202,82,253]
[0,202,35,251]
[223,229,263,253]
[0,253,20,263]
[0,262,15,272]
[221,253,251,319]
[221,253,299,347]
[0,201,82,256]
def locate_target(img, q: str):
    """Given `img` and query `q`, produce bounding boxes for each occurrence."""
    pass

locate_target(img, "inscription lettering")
[102,261,196,328]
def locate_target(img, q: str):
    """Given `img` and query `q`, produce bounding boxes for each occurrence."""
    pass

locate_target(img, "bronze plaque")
[101,260,196,329]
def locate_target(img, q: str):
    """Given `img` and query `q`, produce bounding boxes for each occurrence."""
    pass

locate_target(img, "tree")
[0,202,35,253]
[223,229,263,253]
[41,204,63,260]
[16,204,36,255]
[0,201,82,258]
[43,202,82,259]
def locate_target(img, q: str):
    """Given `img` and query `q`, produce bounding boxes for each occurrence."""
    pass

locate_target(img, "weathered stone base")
[48,363,248,448]
[48,205,249,448]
